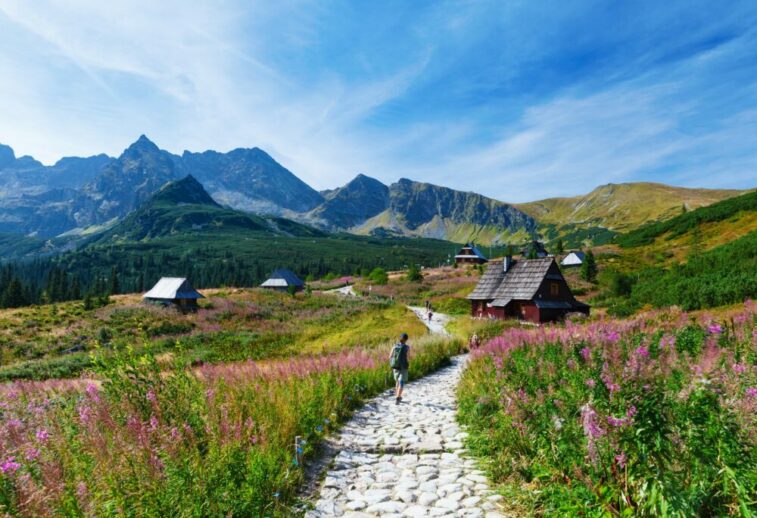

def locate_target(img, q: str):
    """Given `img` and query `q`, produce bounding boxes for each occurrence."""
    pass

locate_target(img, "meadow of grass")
[458,303,756,516]
[353,265,480,313]
[0,326,463,516]
[0,289,427,381]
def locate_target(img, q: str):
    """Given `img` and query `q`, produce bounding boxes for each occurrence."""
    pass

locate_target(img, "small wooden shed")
[143,277,204,312]
[561,251,586,267]
[454,243,488,265]
[260,269,305,292]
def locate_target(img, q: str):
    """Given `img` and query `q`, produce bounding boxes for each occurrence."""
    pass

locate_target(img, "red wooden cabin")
[467,257,589,323]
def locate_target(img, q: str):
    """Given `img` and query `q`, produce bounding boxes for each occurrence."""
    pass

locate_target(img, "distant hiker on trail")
[469,333,481,349]
[427,308,433,322]
[389,333,410,405]
[424,299,430,312]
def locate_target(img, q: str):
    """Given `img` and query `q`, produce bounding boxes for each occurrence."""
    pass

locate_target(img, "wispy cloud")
[0,0,755,201]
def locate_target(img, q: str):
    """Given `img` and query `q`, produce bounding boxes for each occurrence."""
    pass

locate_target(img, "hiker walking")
[469,332,481,349]
[389,333,410,405]
[424,299,430,312]
[427,307,433,322]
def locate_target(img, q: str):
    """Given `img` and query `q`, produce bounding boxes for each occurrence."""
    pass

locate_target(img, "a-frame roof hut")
[561,251,586,266]
[143,277,204,311]
[455,243,488,265]
[467,257,588,322]
[261,269,305,292]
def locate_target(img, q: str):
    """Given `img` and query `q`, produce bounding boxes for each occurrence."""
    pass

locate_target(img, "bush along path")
[304,309,508,517]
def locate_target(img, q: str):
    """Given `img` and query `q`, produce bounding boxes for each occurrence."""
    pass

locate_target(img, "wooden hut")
[454,243,488,265]
[260,269,305,292]
[143,277,204,312]
[561,251,585,267]
[467,257,589,323]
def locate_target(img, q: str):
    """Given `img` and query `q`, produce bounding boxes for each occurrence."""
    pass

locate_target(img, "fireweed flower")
[606,331,621,343]
[35,429,50,442]
[1,457,21,474]
[615,452,627,468]
[24,448,40,461]
[146,390,157,403]
[85,383,100,402]
[732,364,747,374]
[580,347,591,361]
[635,346,650,358]
[707,323,722,335]
[581,404,605,464]
[585,378,596,388]
[746,388,757,398]
[78,405,93,425]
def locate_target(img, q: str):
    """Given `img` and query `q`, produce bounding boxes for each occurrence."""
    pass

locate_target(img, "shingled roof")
[490,257,553,305]
[466,260,505,300]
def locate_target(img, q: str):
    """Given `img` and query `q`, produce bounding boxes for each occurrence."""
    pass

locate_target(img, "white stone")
[418,492,439,506]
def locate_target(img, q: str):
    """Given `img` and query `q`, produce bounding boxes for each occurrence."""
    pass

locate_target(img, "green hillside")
[617,189,757,248]
[518,182,744,231]
[90,175,324,243]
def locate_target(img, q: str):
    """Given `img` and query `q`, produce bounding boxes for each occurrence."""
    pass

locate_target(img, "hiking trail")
[304,309,508,517]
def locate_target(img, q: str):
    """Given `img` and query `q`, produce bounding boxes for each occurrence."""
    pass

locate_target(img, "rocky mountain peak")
[0,144,15,169]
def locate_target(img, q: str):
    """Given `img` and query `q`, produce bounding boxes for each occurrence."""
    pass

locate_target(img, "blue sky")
[1,0,756,202]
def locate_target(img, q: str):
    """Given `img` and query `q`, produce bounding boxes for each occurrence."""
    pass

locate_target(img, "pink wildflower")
[581,404,605,464]
[732,364,747,374]
[635,346,649,358]
[585,378,596,388]
[606,331,621,343]
[35,429,50,442]
[1,457,21,474]
[707,323,722,335]
[24,448,40,461]
[149,415,159,431]
[615,452,627,468]
[78,405,92,425]
[146,390,157,403]
[85,383,100,403]
[580,347,591,361]
[746,388,757,398]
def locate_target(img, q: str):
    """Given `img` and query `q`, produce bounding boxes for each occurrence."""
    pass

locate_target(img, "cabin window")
[550,282,559,296]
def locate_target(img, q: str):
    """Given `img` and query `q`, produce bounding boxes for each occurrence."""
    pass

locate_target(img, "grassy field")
[0,288,428,381]
[0,277,466,516]
[458,303,756,516]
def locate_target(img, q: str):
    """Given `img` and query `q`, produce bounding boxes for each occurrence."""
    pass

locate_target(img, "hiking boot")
[395,397,401,405]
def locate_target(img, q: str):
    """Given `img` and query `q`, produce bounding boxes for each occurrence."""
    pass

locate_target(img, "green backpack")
[389,343,407,369]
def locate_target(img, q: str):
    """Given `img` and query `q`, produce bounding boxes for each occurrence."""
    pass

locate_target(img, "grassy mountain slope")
[90,175,324,244]
[517,182,746,234]
[617,189,757,248]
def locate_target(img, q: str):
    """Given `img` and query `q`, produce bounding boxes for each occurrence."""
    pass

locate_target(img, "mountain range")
[0,136,749,251]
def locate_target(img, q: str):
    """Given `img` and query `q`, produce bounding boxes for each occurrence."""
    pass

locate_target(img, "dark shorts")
[393,368,409,386]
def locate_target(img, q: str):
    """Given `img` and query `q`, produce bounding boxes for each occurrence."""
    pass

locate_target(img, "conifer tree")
[581,249,598,282]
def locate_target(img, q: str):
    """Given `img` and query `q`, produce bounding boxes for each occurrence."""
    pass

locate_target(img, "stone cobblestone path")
[306,356,510,517]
